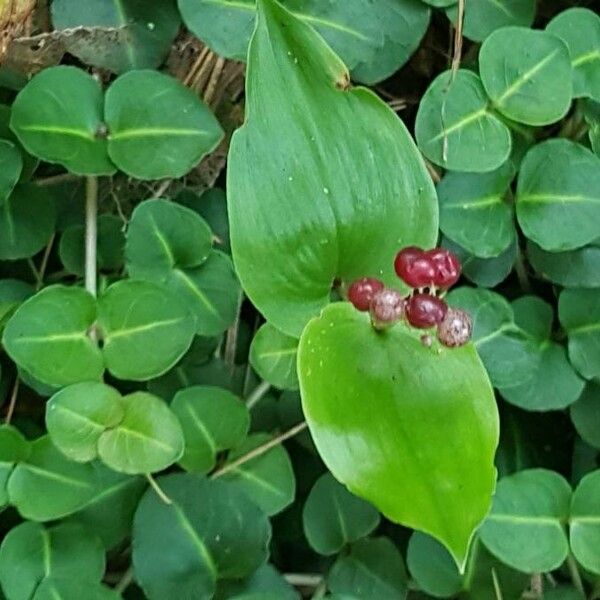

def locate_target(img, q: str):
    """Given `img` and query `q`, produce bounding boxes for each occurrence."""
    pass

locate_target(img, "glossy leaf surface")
[570,469,600,574]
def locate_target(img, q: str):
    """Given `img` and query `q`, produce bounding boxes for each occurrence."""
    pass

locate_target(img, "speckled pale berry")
[437,308,472,347]
[369,288,405,330]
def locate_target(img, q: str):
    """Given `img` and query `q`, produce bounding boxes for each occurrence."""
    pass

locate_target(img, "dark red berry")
[394,246,423,279]
[406,293,448,329]
[425,248,461,288]
[437,308,472,347]
[394,247,437,288]
[347,277,384,312]
[369,288,405,330]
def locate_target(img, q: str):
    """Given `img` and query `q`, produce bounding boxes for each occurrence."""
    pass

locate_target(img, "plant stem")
[5,378,20,424]
[114,566,134,595]
[85,176,98,297]
[246,380,271,409]
[567,552,586,597]
[145,473,172,505]
[36,234,55,290]
[450,0,465,78]
[491,567,504,600]
[211,421,308,478]
[284,573,323,588]
[514,247,532,293]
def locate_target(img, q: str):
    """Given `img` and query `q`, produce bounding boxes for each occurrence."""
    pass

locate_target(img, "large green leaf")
[479,27,572,126]
[34,579,119,600]
[570,383,600,449]
[132,473,271,600]
[227,0,437,337]
[0,425,30,508]
[105,70,224,179]
[51,0,181,74]
[517,139,600,251]
[0,140,22,202]
[298,302,499,568]
[0,279,33,331]
[2,286,103,387]
[416,69,511,173]
[216,563,299,600]
[570,469,600,575]
[10,66,115,175]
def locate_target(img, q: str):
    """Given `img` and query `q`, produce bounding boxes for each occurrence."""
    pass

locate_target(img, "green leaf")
[227,0,437,337]
[0,183,55,260]
[570,469,600,575]
[105,70,224,179]
[479,27,572,126]
[0,425,30,508]
[97,279,196,381]
[0,521,105,600]
[328,537,407,599]
[249,323,299,390]
[216,563,299,600]
[570,383,600,449]
[0,140,22,201]
[559,288,600,380]
[547,8,600,102]
[132,473,271,599]
[517,139,600,251]
[221,433,295,516]
[527,240,600,288]
[46,382,124,462]
[298,302,498,568]
[171,385,249,473]
[33,579,120,600]
[0,104,39,179]
[7,436,99,521]
[59,215,125,276]
[437,162,515,258]
[0,279,33,331]
[51,0,181,74]
[415,69,511,172]
[2,286,104,387]
[97,391,184,474]
[10,66,115,175]
[302,473,379,556]
[445,0,535,43]
[479,469,571,573]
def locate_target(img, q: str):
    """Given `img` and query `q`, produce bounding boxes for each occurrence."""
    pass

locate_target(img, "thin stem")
[514,246,532,293]
[5,378,20,424]
[450,0,465,78]
[114,566,134,595]
[530,573,543,599]
[211,421,308,478]
[35,234,55,291]
[284,573,323,588]
[145,473,172,505]
[224,292,243,369]
[27,258,42,288]
[35,172,80,187]
[245,380,271,409]
[567,552,586,597]
[491,567,504,600]
[85,176,98,297]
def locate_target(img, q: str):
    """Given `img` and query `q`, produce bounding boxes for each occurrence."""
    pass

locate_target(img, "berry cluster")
[347,246,472,347]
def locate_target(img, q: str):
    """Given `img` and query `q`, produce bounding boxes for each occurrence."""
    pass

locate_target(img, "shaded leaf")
[570,469,600,575]
[250,323,299,390]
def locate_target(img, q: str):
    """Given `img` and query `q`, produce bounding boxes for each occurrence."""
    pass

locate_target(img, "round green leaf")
[415,69,511,172]
[7,436,99,521]
[221,433,295,516]
[0,183,55,260]
[250,323,299,390]
[446,0,535,43]
[421,0,454,6]
[438,162,515,258]
[132,473,271,599]
[2,285,103,388]
[302,473,380,556]
[517,139,600,251]
[10,66,114,175]
[34,579,120,600]
[559,287,600,380]
[0,521,105,600]
[0,425,30,508]
[479,469,571,573]
[299,303,498,568]
[51,0,181,74]
[171,385,249,473]
[328,537,407,599]
[97,279,195,381]
[46,382,124,462]
[0,140,22,201]
[105,70,224,179]
[0,279,33,331]
[228,0,437,337]
[0,104,39,179]
[216,563,299,600]
[97,391,184,474]
[570,469,600,575]
[570,383,600,449]
[547,8,600,102]
[480,27,572,126]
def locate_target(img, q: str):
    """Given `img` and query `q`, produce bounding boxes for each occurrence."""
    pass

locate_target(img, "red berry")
[425,248,461,288]
[395,249,437,289]
[394,246,423,279]
[406,294,448,329]
[347,277,384,312]
[437,308,472,347]
[370,288,405,330]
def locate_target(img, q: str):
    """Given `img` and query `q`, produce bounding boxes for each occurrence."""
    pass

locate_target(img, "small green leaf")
[0,279,33,331]
[570,383,600,449]
[479,469,571,573]
[97,279,196,381]
[250,323,299,390]
[0,521,105,600]
[0,140,22,201]
[479,27,572,125]
[46,382,124,462]
[132,473,271,599]
[570,469,600,575]
[517,140,600,251]
[415,69,511,172]
[105,70,224,179]
[221,433,296,516]
[328,537,407,599]
[10,66,115,175]
[437,162,515,258]
[547,8,600,102]
[0,425,30,508]
[302,473,380,556]
[171,385,249,473]
[97,391,184,474]
[2,286,103,387]
[216,563,299,600]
